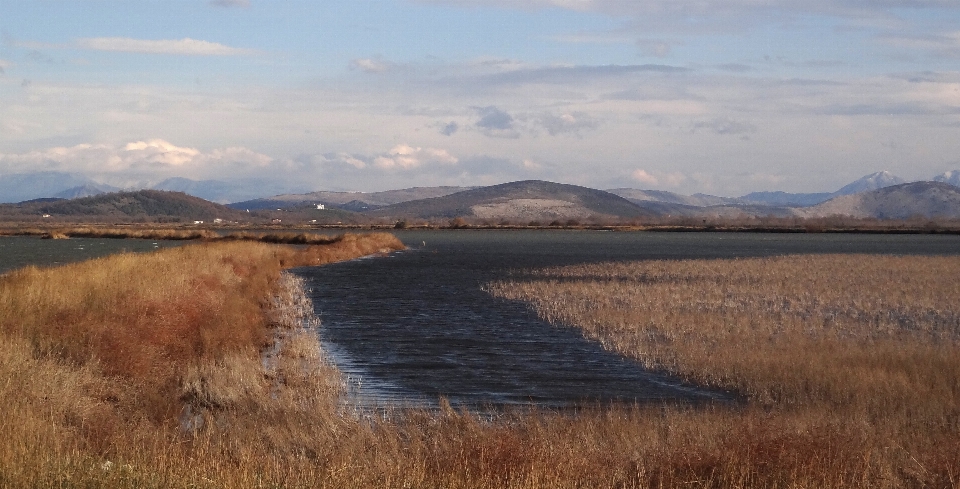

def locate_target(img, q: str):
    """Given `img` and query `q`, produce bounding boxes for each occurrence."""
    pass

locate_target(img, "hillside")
[607,188,739,207]
[800,182,960,219]
[0,190,250,223]
[230,186,472,210]
[370,180,654,221]
[740,191,833,207]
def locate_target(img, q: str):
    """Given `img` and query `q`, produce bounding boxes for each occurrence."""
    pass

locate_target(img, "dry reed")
[487,254,960,487]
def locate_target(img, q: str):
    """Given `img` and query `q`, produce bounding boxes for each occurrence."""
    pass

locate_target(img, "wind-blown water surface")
[296,230,960,408]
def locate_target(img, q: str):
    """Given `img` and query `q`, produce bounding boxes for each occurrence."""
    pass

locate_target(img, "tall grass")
[487,254,960,487]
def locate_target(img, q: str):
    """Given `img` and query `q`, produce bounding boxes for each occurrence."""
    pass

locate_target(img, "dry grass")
[487,254,960,487]
[3,239,959,487]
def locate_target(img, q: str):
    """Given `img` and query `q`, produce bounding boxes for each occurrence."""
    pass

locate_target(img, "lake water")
[294,230,960,409]
[0,235,186,275]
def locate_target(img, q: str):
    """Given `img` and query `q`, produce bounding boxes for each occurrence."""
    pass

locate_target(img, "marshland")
[0,229,959,487]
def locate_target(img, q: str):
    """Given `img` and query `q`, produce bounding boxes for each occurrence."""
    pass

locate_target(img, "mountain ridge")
[370,180,654,221]
[0,189,249,223]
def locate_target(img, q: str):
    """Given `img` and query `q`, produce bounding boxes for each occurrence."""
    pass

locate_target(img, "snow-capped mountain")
[834,171,906,196]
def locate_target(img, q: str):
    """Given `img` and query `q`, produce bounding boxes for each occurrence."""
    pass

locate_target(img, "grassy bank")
[487,255,960,487]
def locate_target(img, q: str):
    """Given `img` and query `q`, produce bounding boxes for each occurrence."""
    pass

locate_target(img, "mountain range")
[0,190,250,223]
[0,172,312,204]
[2,170,960,223]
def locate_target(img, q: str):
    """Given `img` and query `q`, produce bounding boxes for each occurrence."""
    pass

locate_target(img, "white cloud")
[373,144,458,170]
[0,59,10,74]
[337,153,368,169]
[631,169,658,185]
[538,112,599,135]
[351,58,394,73]
[522,159,543,170]
[0,140,276,183]
[123,139,200,166]
[630,169,689,187]
[76,37,257,56]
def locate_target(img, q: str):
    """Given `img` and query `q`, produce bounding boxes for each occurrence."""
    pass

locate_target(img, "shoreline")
[4,222,960,239]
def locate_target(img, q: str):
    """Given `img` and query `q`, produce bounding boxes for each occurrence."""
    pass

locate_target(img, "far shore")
[3,217,960,239]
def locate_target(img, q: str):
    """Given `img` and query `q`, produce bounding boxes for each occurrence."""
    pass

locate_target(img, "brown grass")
[3,240,959,487]
[487,254,960,487]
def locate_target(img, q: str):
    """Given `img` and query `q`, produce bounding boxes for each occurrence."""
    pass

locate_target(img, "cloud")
[373,144,458,170]
[631,169,658,185]
[75,37,257,56]
[537,112,599,136]
[630,169,688,187]
[439,121,459,136]
[551,32,633,44]
[473,106,522,138]
[351,57,394,73]
[479,64,689,85]
[209,0,250,7]
[418,1,957,24]
[817,102,960,116]
[475,106,514,130]
[123,139,200,166]
[0,59,8,74]
[879,31,960,58]
[636,39,672,58]
[0,140,274,183]
[691,117,757,136]
[716,63,752,73]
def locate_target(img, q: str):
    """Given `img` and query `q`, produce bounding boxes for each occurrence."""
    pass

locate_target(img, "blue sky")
[1,0,959,196]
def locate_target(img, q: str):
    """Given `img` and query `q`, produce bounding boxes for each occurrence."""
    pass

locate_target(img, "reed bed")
[487,254,960,487]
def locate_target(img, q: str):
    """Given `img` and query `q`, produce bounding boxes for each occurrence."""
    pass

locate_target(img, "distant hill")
[0,190,249,223]
[53,183,120,200]
[230,186,472,210]
[370,180,654,221]
[151,177,316,204]
[740,171,907,207]
[0,172,105,203]
[607,188,738,207]
[740,191,834,207]
[800,182,960,219]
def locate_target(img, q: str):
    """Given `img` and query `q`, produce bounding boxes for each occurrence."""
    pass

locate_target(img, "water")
[295,230,960,409]
[0,235,186,275]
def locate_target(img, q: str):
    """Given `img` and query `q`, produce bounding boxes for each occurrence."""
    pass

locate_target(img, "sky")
[1,0,959,197]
